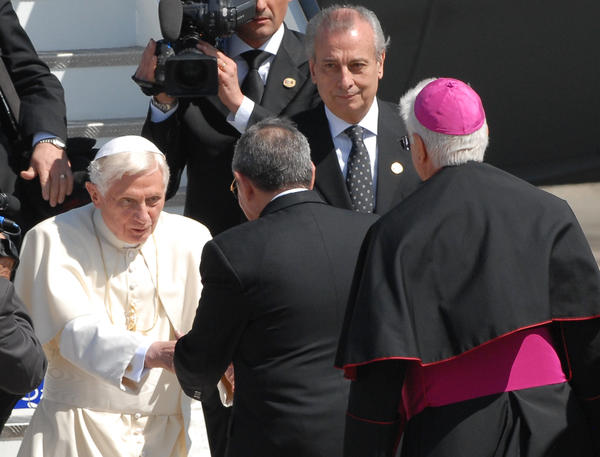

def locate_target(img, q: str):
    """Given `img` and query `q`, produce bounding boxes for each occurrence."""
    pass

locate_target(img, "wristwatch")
[151,96,178,113]
[37,137,66,149]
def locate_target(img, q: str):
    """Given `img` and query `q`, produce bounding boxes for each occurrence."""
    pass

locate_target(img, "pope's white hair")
[88,150,170,195]
[399,78,489,168]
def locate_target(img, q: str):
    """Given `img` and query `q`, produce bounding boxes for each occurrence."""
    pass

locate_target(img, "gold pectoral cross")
[125,305,137,331]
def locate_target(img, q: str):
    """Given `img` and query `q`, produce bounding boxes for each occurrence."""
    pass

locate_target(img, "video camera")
[138,0,256,98]
[0,191,21,271]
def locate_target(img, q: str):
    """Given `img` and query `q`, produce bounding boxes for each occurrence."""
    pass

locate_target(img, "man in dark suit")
[137,0,320,235]
[136,3,320,454]
[0,233,46,432]
[0,0,70,227]
[174,118,377,457]
[293,5,420,214]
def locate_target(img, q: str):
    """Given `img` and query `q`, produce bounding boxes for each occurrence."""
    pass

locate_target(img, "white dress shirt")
[324,99,380,198]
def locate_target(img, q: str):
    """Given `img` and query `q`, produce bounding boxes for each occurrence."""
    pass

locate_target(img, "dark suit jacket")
[142,27,321,235]
[0,0,68,232]
[292,100,421,215]
[0,277,46,431]
[0,0,66,192]
[174,191,377,457]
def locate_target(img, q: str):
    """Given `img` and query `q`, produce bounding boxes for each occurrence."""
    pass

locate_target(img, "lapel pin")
[283,77,296,88]
[391,162,404,174]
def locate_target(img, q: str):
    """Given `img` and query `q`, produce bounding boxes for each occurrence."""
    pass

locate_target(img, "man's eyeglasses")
[230,178,238,200]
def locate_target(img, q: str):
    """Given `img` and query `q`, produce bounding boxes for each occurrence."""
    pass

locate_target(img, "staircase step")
[67,118,145,142]
[39,47,144,71]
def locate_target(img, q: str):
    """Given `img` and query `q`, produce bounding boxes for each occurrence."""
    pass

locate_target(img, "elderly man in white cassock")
[13,136,215,457]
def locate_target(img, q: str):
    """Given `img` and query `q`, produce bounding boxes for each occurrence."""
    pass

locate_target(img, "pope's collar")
[92,208,146,250]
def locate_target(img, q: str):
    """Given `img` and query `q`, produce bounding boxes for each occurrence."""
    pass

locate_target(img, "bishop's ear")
[411,134,426,163]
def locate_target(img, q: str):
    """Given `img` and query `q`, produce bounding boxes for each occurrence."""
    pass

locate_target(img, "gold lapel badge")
[283,77,297,88]
[391,162,404,174]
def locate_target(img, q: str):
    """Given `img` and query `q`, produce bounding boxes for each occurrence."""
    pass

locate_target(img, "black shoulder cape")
[336,162,600,372]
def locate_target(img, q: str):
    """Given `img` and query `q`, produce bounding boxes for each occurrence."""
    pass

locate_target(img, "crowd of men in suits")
[1,2,419,455]
[136,3,420,455]
[2,1,600,457]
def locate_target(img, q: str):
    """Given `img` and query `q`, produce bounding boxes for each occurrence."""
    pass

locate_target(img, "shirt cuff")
[149,101,178,123]
[32,132,57,147]
[124,340,153,382]
[227,96,254,133]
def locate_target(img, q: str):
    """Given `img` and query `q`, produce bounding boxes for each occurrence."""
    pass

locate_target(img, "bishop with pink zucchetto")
[336,78,600,457]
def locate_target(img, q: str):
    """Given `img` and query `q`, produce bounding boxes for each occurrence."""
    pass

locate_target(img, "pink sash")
[401,326,567,421]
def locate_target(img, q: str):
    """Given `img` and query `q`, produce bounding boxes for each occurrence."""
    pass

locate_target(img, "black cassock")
[336,161,600,457]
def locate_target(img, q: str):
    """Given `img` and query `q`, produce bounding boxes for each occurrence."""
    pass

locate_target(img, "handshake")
[144,334,235,405]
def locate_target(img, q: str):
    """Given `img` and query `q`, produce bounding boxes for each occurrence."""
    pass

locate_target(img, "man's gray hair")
[305,4,389,62]
[88,150,170,195]
[399,78,489,168]
[232,118,313,191]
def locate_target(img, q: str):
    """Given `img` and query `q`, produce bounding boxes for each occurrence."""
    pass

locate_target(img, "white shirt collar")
[270,187,308,202]
[324,98,379,139]
[228,23,285,58]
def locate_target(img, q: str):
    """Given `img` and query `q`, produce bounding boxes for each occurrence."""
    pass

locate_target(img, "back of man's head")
[232,118,313,192]
[400,77,489,168]
[304,4,389,62]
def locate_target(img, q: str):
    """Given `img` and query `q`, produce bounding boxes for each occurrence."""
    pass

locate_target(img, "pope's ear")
[85,182,101,206]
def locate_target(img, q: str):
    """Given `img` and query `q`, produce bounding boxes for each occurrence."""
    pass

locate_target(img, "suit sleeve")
[174,239,251,401]
[0,277,46,395]
[141,107,187,200]
[552,205,600,451]
[561,318,600,452]
[0,0,66,165]
[344,360,406,457]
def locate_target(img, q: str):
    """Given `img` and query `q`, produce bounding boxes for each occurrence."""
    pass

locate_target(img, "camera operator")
[135,0,320,237]
[0,0,71,232]
[0,228,46,432]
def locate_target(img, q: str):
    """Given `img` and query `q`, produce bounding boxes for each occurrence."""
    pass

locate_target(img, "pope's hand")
[145,340,176,372]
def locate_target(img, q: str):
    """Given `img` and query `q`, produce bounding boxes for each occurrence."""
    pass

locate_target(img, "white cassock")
[14,203,213,457]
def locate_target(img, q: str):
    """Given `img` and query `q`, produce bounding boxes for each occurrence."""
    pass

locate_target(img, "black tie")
[240,50,271,103]
[345,125,374,213]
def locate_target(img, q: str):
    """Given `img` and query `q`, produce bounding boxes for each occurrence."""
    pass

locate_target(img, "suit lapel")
[375,99,411,213]
[261,27,309,113]
[309,106,353,209]
[202,27,308,120]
